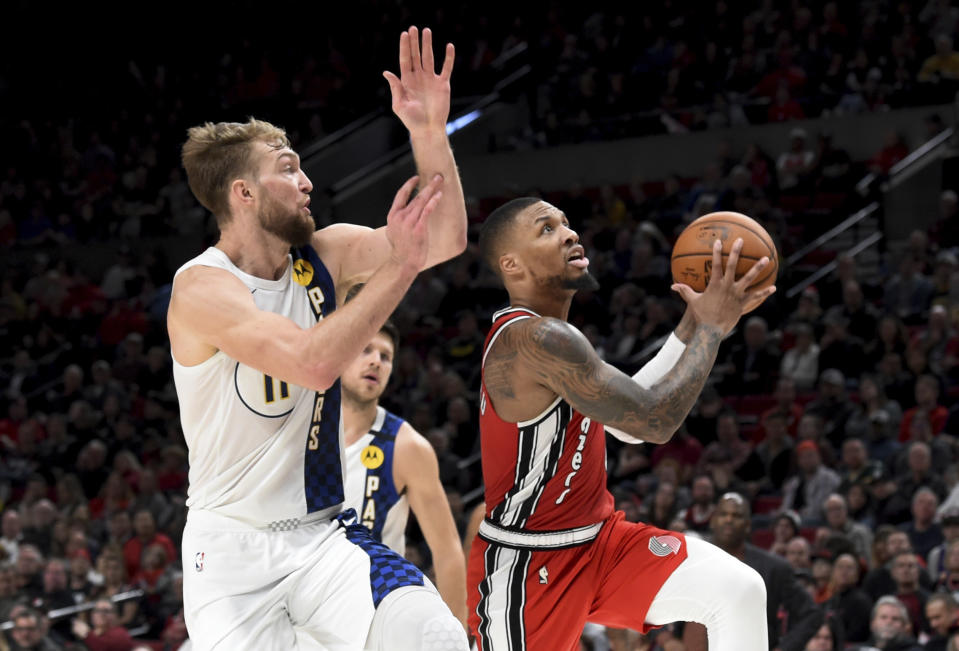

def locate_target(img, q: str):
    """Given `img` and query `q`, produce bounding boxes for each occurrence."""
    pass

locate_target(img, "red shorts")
[467,511,687,651]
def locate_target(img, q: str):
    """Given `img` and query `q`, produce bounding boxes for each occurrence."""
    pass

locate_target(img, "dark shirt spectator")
[710,494,823,651]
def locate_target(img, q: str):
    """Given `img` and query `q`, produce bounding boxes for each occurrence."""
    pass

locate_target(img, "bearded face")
[258,189,315,246]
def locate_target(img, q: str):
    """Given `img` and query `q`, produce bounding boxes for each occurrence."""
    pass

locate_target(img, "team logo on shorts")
[194,552,205,572]
[648,535,682,557]
[292,259,314,286]
[361,445,385,469]
[538,565,549,584]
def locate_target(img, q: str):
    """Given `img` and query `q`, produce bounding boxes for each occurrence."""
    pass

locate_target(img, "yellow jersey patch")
[361,445,385,470]
[292,259,314,286]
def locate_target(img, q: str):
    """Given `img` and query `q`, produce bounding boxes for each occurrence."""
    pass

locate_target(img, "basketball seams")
[671,253,765,261]
[670,214,779,293]
[671,219,776,259]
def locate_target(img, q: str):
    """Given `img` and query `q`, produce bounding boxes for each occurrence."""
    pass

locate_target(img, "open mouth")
[567,248,589,269]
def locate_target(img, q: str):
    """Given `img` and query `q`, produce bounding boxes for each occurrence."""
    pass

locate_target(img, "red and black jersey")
[479,307,614,532]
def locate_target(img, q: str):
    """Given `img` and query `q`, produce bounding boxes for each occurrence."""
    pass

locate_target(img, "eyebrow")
[277,152,300,165]
[533,213,568,225]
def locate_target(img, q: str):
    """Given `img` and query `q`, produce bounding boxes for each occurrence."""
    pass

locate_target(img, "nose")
[563,225,579,245]
[299,169,313,194]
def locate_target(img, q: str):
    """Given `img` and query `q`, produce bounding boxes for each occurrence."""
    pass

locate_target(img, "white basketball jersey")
[344,406,410,554]
[172,246,345,527]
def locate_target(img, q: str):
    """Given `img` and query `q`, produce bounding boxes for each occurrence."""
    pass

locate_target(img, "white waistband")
[478,519,603,549]
[186,506,341,532]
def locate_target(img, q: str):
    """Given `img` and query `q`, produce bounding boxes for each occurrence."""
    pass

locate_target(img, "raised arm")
[488,238,775,443]
[500,316,724,444]
[319,28,465,289]
[384,26,466,268]
[394,424,468,629]
[169,177,440,392]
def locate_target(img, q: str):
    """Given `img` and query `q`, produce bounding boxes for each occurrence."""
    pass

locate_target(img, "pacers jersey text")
[344,406,410,554]
[479,307,614,531]
[171,246,344,527]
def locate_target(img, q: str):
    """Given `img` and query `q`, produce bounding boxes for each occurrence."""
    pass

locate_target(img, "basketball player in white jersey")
[167,27,469,650]
[341,315,468,629]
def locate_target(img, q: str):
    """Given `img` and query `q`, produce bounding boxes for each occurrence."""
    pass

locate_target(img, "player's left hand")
[383,26,455,134]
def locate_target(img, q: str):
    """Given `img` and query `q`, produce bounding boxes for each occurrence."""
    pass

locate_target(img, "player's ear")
[231,178,255,207]
[499,253,521,278]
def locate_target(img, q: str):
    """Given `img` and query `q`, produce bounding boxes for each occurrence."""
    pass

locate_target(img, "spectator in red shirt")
[123,509,175,580]
[900,374,949,442]
[72,598,139,651]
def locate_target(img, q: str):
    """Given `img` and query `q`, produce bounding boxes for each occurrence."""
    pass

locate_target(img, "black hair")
[478,197,542,278]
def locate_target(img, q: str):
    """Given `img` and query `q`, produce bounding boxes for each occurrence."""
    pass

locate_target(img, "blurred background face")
[846,484,867,512]
[912,490,937,523]
[872,603,907,641]
[91,600,117,630]
[11,614,41,648]
[774,517,796,543]
[786,538,811,569]
[887,532,912,557]
[43,560,66,592]
[908,445,931,473]
[891,554,920,588]
[925,599,955,636]
[710,497,749,550]
[832,554,859,590]
[805,624,833,651]
[824,496,847,528]
[798,448,820,474]
[691,477,714,505]
[133,511,156,539]
[842,440,866,468]
[17,546,41,578]
[812,557,833,587]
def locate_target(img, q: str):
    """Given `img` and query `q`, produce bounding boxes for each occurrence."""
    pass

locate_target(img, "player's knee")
[368,587,468,651]
[420,612,469,651]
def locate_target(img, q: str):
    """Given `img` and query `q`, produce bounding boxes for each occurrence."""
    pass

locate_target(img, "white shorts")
[182,509,428,650]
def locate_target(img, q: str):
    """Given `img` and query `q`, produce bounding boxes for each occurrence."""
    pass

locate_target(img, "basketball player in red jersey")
[468,197,777,650]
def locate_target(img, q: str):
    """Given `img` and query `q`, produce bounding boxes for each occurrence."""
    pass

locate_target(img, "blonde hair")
[180,118,290,224]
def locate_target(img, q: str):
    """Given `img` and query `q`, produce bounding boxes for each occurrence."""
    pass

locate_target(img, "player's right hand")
[671,238,776,335]
[385,174,444,272]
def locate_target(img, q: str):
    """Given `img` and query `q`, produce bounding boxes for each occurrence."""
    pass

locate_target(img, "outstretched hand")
[671,238,776,335]
[383,26,455,134]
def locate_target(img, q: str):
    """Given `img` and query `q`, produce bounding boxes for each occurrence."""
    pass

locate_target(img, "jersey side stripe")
[493,403,561,526]
[517,402,570,526]
[491,423,535,524]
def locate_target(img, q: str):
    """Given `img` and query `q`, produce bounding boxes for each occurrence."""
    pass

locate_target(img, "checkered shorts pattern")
[338,510,424,607]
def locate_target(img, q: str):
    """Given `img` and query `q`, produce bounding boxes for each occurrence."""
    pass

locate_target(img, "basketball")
[670,211,779,293]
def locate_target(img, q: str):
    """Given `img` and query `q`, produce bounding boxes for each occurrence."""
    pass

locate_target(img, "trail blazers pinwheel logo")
[648,535,682,557]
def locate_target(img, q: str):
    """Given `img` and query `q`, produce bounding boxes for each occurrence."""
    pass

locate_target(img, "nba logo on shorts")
[648,535,682,557]
[195,552,205,572]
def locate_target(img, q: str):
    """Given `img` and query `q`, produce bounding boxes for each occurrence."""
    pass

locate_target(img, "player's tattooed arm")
[483,343,518,401]
[512,317,724,444]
